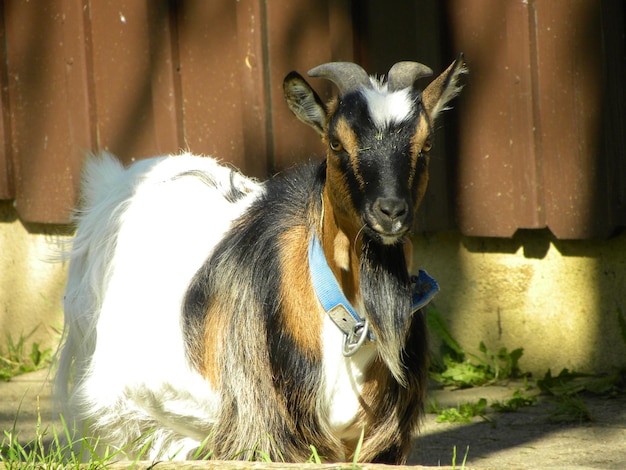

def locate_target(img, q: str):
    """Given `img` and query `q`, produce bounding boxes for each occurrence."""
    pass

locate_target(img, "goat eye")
[422,140,433,153]
[329,140,343,152]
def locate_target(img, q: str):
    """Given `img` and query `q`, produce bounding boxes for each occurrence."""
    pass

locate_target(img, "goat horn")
[307,62,372,95]
[387,61,433,91]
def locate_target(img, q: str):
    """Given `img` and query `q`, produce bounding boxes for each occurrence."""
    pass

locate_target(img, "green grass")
[2,412,463,468]
[452,445,470,470]
[1,414,364,468]
[0,329,52,382]
[1,412,120,469]
[1,405,367,467]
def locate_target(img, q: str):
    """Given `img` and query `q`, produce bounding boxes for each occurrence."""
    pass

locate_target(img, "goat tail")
[55,152,149,430]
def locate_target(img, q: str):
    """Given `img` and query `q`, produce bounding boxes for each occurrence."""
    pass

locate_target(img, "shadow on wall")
[426,1,626,376]
[413,227,626,377]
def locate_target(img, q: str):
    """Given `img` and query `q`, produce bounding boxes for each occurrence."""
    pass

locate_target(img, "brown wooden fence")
[447,0,626,238]
[0,0,624,239]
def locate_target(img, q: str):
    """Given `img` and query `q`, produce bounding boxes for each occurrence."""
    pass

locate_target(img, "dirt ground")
[412,383,626,469]
[1,369,625,469]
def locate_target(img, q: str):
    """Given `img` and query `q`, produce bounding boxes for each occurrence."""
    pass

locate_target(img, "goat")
[56,55,466,464]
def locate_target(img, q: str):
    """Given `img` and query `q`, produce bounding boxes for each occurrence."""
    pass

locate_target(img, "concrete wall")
[2,195,625,378]
[412,229,626,376]
[0,202,68,357]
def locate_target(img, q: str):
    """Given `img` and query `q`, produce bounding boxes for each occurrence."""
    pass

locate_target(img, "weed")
[538,368,624,397]
[426,305,465,358]
[547,394,593,423]
[491,389,537,412]
[0,329,52,381]
[425,305,626,430]
[433,398,490,424]
[537,368,626,423]
[426,306,525,388]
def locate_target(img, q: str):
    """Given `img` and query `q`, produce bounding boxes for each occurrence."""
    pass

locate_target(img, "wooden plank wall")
[0,0,624,239]
[446,0,626,239]
[0,0,351,224]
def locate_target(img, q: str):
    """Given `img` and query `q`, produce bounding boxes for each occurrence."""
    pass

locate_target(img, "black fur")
[182,158,427,462]
[327,90,429,242]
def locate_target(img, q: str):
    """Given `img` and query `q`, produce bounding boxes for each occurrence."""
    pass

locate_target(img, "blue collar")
[308,234,439,356]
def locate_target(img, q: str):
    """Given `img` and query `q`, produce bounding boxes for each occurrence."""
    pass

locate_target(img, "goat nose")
[374,197,408,223]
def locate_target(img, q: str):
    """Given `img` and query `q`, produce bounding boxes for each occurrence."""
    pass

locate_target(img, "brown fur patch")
[324,154,363,247]
[324,97,339,124]
[201,303,228,387]
[278,227,324,358]
[408,115,432,216]
[334,116,364,189]
[321,190,361,307]
[333,230,351,271]
[412,163,430,216]
[408,114,431,189]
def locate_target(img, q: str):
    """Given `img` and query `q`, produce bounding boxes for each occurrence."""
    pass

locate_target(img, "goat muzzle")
[366,196,411,244]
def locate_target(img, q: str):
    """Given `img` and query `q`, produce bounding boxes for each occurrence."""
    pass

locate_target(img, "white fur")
[320,303,376,441]
[57,152,263,459]
[361,81,414,129]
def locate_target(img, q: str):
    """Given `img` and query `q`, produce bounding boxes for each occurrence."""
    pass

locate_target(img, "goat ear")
[283,71,327,137]
[422,53,467,122]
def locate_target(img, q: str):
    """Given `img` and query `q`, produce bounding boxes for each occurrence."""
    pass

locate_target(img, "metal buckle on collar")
[342,318,370,357]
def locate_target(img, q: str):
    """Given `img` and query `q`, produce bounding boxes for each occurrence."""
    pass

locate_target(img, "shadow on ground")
[410,384,626,469]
